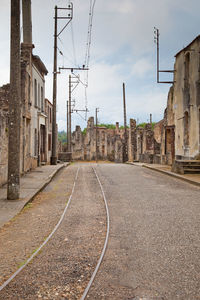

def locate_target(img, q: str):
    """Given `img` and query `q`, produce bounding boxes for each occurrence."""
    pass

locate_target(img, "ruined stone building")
[69,35,200,172]
[128,36,200,169]
[71,117,124,162]
[157,36,200,171]
[0,1,53,187]
[173,36,200,160]
[128,119,160,164]
[70,116,158,164]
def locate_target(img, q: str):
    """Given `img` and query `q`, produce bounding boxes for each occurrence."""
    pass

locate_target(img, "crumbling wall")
[72,125,84,160]
[128,119,137,162]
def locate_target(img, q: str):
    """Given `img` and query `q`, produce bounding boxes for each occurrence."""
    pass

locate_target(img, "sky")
[1,0,200,131]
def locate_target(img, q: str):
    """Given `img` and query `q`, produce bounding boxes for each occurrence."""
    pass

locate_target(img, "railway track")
[0,165,110,299]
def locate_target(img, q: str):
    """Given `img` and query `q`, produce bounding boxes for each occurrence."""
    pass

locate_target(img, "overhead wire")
[58,36,77,67]
[60,0,97,124]
[83,0,97,120]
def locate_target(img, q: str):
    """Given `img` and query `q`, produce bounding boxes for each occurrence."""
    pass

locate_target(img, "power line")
[70,22,77,66]
[83,0,97,114]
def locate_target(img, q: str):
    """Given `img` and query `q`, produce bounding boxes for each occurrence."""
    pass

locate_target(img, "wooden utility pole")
[95,108,99,162]
[123,82,128,162]
[51,5,73,163]
[68,75,72,152]
[7,0,21,200]
[150,113,152,124]
[67,100,69,151]
[51,6,58,165]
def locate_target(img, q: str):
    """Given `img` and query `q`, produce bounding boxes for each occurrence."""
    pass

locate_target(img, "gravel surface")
[0,165,78,286]
[0,164,106,299]
[1,162,200,300]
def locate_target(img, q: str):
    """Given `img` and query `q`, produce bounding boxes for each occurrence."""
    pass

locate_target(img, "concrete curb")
[22,162,70,208]
[126,162,200,188]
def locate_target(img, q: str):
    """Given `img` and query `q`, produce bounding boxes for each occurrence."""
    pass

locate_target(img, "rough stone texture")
[71,117,125,163]
[0,85,9,187]
[128,118,137,162]
[71,118,162,165]
[173,36,200,160]
[0,45,52,187]
[159,36,200,167]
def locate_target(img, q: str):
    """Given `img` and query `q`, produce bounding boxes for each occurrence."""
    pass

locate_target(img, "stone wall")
[71,117,125,163]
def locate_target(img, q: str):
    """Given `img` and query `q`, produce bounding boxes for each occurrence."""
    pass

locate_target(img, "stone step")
[184,168,200,174]
[172,160,200,174]
[176,160,200,166]
[183,165,200,169]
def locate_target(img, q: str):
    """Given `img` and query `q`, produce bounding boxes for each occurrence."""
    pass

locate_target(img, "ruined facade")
[70,36,200,170]
[0,49,52,187]
[70,117,159,164]
[173,36,200,160]
[127,120,161,164]
[129,36,200,168]
[71,117,124,163]
[0,0,54,187]
[157,36,200,170]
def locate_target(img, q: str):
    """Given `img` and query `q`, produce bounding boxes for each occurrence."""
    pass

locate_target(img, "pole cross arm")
[154,27,175,84]
[59,67,89,72]
[56,3,73,37]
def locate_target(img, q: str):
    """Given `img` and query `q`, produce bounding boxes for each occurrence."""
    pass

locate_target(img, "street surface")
[0,163,200,299]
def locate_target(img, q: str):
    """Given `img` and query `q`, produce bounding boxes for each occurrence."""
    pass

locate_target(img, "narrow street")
[0,163,200,299]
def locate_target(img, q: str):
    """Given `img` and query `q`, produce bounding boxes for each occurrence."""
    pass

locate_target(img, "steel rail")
[0,167,80,292]
[80,166,110,300]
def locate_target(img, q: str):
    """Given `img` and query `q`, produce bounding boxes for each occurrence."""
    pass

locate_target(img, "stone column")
[7,0,21,200]
[128,119,137,162]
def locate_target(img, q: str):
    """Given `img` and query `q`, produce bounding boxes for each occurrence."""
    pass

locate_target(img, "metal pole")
[123,82,128,162]
[51,6,58,165]
[157,28,159,83]
[67,100,69,151]
[69,75,72,152]
[7,0,21,200]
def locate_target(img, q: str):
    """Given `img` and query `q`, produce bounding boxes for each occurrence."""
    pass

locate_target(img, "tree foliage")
[58,131,67,143]
[137,122,156,129]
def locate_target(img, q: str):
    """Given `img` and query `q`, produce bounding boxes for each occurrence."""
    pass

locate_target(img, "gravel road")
[87,163,200,300]
[1,162,200,300]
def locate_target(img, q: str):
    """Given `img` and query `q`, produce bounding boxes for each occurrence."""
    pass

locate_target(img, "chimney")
[22,0,32,44]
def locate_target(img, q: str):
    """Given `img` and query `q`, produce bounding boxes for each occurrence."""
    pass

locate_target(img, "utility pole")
[95,108,99,162]
[67,100,69,151]
[7,0,21,200]
[51,4,73,164]
[154,27,174,84]
[150,113,152,124]
[68,75,72,152]
[51,6,58,165]
[123,83,128,162]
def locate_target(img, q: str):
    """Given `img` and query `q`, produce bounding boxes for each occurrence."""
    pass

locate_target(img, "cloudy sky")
[0,0,200,131]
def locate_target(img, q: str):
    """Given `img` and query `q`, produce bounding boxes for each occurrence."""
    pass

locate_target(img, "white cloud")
[1,0,200,132]
[131,58,153,78]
